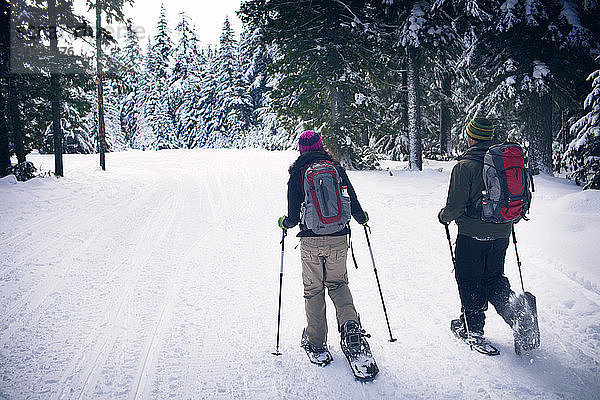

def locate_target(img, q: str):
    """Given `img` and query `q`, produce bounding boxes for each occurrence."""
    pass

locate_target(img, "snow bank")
[0,174,17,185]
[552,189,600,214]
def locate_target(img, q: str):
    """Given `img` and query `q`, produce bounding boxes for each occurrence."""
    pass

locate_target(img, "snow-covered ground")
[1,149,599,399]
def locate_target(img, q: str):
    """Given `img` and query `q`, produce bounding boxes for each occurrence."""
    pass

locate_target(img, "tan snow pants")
[300,235,358,347]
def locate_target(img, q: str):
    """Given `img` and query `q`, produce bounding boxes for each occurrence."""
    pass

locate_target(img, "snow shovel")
[511,227,540,355]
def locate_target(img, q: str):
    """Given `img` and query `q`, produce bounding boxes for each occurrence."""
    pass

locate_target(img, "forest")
[1,0,599,188]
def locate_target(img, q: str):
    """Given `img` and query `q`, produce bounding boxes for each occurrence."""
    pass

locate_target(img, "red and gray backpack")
[301,160,351,234]
[467,142,534,224]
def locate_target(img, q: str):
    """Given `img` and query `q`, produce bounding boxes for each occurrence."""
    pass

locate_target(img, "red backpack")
[468,142,534,223]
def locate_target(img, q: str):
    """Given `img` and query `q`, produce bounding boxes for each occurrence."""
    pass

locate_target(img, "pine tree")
[103,78,125,151]
[0,0,9,175]
[213,17,252,148]
[138,39,158,150]
[460,0,599,174]
[170,11,203,148]
[54,101,95,154]
[118,18,142,148]
[567,66,600,189]
[151,3,172,81]
[6,0,88,164]
[238,14,286,149]
[141,4,176,149]
[369,1,430,170]
[42,80,94,155]
[197,47,219,147]
[240,0,376,168]
[239,22,270,119]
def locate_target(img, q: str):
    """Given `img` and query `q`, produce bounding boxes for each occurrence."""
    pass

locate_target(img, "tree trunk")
[0,90,9,175]
[0,0,11,175]
[96,0,106,170]
[528,89,553,175]
[407,46,423,171]
[329,82,352,168]
[391,64,408,161]
[48,0,63,176]
[361,128,368,147]
[401,65,408,129]
[439,71,451,156]
[8,76,25,163]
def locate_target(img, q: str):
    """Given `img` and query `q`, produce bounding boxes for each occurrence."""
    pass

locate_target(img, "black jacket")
[439,140,512,239]
[283,151,367,237]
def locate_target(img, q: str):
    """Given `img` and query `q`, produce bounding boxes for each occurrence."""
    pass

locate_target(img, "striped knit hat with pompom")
[298,130,325,153]
[465,118,494,141]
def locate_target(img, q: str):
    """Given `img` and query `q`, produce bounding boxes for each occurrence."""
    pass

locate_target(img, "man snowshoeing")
[438,118,517,355]
[278,130,376,378]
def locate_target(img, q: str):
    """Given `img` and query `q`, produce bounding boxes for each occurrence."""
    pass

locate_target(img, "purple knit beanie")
[298,131,324,153]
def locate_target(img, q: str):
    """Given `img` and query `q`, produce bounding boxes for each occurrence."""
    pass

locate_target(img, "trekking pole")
[511,226,526,292]
[444,224,456,269]
[272,229,287,356]
[363,225,397,342]
[444,224,472,341]
[348,225,359,269]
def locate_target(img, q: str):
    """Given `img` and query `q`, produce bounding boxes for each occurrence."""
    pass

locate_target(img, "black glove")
[438,209,449,225]
[360,211,369,225]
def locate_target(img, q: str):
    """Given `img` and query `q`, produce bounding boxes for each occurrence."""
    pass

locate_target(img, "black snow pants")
[454,234,514,334]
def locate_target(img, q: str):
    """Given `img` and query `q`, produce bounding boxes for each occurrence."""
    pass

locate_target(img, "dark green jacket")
[439,141,512,239]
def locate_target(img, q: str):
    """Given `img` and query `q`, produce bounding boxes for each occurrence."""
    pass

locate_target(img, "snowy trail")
[0,150,599,399]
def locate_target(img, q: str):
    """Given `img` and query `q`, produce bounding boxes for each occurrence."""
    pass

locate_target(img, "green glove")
[278,215,287,230]
[361,211,369,225]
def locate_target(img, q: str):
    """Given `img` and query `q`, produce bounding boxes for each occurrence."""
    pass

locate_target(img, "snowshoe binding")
[511,292,541,355]
[451,318,500,356]
[301,329,333,366]
[340,320,379,381]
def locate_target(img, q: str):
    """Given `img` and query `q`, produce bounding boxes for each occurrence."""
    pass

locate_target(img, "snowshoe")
[301,329,333,366]
[340,320,379,381]
[450,318,500,356]
[512,292,541,355]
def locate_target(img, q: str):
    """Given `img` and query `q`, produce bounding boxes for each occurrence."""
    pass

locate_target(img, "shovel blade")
[512,291,541,354]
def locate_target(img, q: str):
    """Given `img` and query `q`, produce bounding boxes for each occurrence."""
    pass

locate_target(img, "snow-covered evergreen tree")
[567,67,600,189]
[40,75,95,155]
[170,11,204,148]
[152,3,172,81]
[377,1,429,170]
[46,101,95,154]
[239,0,377,168]
[213,17,252,148]
[196,48,219,148]
[239,23,270,119]
[141,4,176,149]
[237,15,289,149]
[460,0,599,175]
[103,79,125,151]
[118,18,142,148]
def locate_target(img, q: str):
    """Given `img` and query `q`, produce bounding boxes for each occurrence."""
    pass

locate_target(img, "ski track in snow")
[0,150,599,399]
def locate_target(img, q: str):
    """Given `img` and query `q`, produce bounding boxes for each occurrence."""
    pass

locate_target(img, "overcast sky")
[127,0,242,46]
[75,0,243,48]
